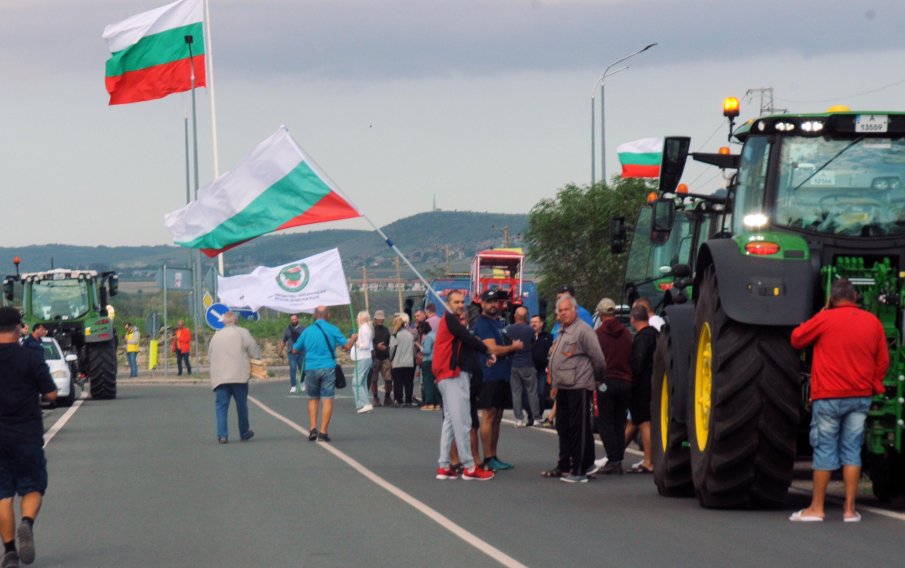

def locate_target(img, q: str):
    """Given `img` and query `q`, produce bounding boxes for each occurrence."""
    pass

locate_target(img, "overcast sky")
[3,0,905,247]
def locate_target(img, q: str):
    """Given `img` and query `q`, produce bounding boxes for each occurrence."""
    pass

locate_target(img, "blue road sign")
[206,303,229,330]
[232,308,260,322]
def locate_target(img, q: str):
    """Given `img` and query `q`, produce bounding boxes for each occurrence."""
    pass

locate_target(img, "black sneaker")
[600,461,624,475]
[17,522,34,565]
[308,429,318,441]
[240,430,255,442]
[317,432,331,442]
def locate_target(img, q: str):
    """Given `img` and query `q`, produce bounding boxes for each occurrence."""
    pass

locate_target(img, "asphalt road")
[35,378,905,567]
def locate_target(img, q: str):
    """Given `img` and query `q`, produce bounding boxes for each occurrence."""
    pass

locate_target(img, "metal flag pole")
[284,134,454,314]
[202,0,226,278]
[163,266,169,377]
[186,34,205,373]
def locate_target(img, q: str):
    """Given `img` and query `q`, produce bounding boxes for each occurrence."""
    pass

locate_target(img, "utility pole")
[362,267,369,312]
[445,245,450,275]
[395,257,403,312]
[746,87,786,115]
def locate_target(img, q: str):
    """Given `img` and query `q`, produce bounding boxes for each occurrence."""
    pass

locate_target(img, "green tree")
[525,177,653,311]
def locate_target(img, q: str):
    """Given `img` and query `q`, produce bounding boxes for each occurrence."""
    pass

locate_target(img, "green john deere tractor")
[3,259,120,400]
[652,101,905,507]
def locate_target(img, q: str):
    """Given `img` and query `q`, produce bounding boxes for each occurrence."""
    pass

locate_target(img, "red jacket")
[432,312,488,383]
[790,304,888,401]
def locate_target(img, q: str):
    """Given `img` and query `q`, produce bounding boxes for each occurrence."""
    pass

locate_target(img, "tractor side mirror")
[108,274,119,297]
[659,136,690,193]
[651,198,676,243]
[2,277,13,302]
[610,216,627,254]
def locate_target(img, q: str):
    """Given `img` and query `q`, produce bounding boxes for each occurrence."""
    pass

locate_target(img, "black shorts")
[630,379,652,424]
[478,381,512,410]
[0,444,48,498]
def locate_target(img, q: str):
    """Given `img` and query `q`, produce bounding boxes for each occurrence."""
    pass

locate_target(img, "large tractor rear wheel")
[651,328,694,497]
[688,266,799,508]
[88,341,117,400]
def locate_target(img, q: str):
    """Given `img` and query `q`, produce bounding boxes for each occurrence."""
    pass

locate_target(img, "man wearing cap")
[474,289,524,471]
[0,307,58,566]
[551,285,594,338]
[594,297,633,475]
[370,310,393,406]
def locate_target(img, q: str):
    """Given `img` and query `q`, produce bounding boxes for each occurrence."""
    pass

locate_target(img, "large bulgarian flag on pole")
[103,0,205,105]
[164,126,362,257]
[617,137,663,179]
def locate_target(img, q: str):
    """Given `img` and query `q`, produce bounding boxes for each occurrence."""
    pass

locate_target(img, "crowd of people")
[198,278,888,522]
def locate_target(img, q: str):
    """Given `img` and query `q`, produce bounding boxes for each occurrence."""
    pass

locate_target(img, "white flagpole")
[203,0,226,277]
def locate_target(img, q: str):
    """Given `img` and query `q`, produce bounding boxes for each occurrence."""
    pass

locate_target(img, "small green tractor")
[3,258,120,400]
[651,101,905,507]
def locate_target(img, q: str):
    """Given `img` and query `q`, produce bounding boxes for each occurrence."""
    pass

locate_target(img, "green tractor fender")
[694,236,815,326]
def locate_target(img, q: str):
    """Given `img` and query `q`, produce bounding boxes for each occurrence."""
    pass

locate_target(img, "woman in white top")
[351,310,374,413]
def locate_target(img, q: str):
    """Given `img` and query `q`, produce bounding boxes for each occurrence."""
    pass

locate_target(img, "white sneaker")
[594,457,608,468]
[289,386,297,394]
[514,419,527,428]
[532,419,545,427]
[357,404,374,414]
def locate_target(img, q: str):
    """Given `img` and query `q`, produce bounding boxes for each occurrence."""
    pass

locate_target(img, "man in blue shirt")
[20,324,46,359]
[505,307,539,427]
[473,290,524,471]
[293,306,357,443]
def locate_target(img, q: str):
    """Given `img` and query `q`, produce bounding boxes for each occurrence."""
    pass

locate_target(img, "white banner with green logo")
[216,248,351,313]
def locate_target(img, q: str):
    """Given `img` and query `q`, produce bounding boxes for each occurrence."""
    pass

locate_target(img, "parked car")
[42,337,78,407]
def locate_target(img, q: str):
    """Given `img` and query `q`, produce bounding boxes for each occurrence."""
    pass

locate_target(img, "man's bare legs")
[842,465,861,519]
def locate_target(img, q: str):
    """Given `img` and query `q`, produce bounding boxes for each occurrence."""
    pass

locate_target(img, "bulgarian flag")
[103,0,205,105]
[617,138,663,178]
[164,127,362,257]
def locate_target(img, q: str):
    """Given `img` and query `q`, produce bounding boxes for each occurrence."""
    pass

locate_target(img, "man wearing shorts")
[473,290,523,471]
[294,306,356,443]
[790,279,888,522]
[0,307,58,566]
[625,305,658,473]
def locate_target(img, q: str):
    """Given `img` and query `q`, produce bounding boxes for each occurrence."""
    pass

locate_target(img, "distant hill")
[0,211,530,279]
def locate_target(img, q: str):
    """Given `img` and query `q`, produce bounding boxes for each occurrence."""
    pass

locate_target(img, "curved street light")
[591,42,657,185]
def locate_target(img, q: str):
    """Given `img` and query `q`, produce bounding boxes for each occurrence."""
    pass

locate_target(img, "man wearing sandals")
[789,279,887,523]
[544,295,606,483]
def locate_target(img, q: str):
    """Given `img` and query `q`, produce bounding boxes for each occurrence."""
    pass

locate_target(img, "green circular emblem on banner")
[276,263,310,292]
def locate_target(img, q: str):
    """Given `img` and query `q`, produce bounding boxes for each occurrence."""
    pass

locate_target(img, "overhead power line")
[775,77,905,105]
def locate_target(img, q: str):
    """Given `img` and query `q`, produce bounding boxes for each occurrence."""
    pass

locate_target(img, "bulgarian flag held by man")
[617,138,663,178]
[164,126,362,257]
[103,0,205,105]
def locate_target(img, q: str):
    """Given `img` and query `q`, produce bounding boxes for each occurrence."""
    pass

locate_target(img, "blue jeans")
[437,372,475,469]
[127,352,138,377]
[352,359,372,409]
[288,352,305,388]
[306,367,336,400]
[215,383,250,439]
[810,397,871,470]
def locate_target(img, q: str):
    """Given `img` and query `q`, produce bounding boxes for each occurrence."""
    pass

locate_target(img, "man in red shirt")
[172,320,192,376]
[789,278,888,523]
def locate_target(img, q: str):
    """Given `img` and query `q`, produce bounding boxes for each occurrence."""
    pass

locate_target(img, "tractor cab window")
[774,136,905,236]
[31,279,90,320]
[731,135,771,234]
[625,206,696,298]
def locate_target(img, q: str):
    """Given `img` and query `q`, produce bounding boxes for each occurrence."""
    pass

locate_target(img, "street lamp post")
[591,42,657,185]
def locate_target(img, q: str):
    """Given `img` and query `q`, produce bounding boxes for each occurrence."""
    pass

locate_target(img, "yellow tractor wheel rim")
[660,372,669,451]
[694,322,713,452]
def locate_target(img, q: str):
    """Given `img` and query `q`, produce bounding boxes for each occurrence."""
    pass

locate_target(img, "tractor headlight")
[743,213,769,229]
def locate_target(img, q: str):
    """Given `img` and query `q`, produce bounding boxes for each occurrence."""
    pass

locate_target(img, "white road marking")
[249,395,530,568]
[43,393,86,448]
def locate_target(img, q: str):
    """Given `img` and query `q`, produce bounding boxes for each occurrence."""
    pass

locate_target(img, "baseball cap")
[596,298,616,315]
[481,289,507,302]
[555,284,576,296]
[0,307,22,327]
[374,310,385,319]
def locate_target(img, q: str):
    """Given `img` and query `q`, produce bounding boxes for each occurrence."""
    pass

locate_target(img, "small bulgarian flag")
[617,138,663,178]
[163,127,362,257]
[103,0,205,105]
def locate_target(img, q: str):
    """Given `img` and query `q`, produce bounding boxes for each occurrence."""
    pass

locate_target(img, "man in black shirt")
[530,315,553,424]
[20,324,46,360]
[0,308,58,566]
[370,310,393,406]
